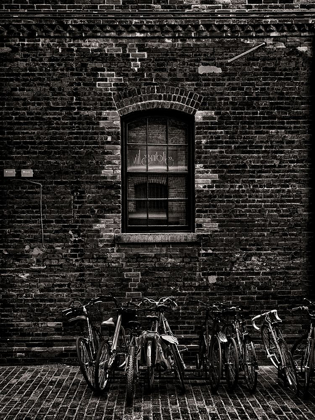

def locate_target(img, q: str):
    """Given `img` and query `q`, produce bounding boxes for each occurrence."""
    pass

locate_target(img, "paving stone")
[0,366,314,419]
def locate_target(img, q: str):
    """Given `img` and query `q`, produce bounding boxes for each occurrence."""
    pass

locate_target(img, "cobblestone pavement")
[0,365,314,420]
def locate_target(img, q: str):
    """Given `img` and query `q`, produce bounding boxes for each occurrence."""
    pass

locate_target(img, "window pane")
[168,147,187,172]
[148,117,166,144]
[127,145,147,171]
[127,176,147,199]
[168,119,187,145]
[148,176,167,198]
[168,176,186,199]
[128,201,147,225]
[128,119,147,144]
[147,146,168,172]
[148,197,167,225]
[168,201,187,226]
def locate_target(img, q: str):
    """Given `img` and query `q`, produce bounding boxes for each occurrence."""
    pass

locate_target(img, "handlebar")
[62,295,108,317]
[291,306,309,313]
[291,298,315,314]
[142,296,178,309]
[109,293,143,310]
[197,301,240,314]
[251,309,281,331]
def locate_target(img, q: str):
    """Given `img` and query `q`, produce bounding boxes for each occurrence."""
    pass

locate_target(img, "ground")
[0,365,314,419]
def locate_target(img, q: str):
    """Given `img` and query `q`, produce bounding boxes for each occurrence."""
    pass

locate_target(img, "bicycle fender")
[218,331,228,343]
[160,334,178,345]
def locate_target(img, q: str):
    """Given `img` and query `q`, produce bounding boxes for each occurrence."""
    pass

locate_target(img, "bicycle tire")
[225,337,239,391]
[126,345,136,406]
[243,336,258,393]
[146,340,155,392]
[208,335,222,393]
[291,333,308,394]
[279,340,299,395]
[170,343,186,393]
[196,333,207,377]
[291,333,308,375]
[95,341,111,393]
[304,337,314,396]
[76,337,95,390]
[261,325,281,368]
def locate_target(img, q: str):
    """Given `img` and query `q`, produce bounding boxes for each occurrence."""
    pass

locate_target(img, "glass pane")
[168,147,187,172]
[147,146,168,172]
[148,176,167,198]
[168,119,187,145]
[127,145,147,172]
[127,176,147,200]
[128,119,147,144]
[148,117,166,144]
[168,177,186,199]
[148,200,168,225]
[128,201,147,226]
[168,201,187,226]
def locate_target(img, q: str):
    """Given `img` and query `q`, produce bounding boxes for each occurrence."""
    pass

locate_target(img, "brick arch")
[114,86,202,116]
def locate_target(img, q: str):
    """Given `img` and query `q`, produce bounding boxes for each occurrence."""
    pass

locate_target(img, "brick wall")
[0,3,315,364]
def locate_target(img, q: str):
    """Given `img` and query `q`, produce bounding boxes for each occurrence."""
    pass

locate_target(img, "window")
[122,110,194,232]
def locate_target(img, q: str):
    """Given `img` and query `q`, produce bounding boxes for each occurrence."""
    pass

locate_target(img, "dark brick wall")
[0,4,315,364]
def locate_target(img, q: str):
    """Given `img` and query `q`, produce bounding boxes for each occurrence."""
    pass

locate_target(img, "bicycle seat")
[101,317,115,328]
[68,315,87,323]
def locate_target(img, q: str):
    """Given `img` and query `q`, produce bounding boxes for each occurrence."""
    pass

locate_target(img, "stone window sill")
[115,233,198,243]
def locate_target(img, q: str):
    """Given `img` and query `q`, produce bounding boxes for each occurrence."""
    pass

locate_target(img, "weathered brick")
[0,2,314,364]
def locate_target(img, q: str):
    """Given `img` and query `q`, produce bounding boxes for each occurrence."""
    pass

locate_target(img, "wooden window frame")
[122,109,195,233]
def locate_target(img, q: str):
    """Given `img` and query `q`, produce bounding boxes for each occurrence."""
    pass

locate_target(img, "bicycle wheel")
[261,325,281,368]
[146,340,155,392]
[95,341,111,393]
[208,335,222,393]
[279,340,299,395]
[225,337,239,391]
[243,336,258,393]
[304,338,314,396]
[126,345,136,406]
[169,343,186,392]
[76,337,95,390]
[196,333,207,377]
[291,333,308,375]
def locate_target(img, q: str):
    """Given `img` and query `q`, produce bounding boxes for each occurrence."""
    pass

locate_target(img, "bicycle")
[62,296,106,391]
[94,295,138,393]
[224,306,259,393]
[196,302,239,393]
[291,298,315,397]
[141,296,186,393]
[252,309,299,395]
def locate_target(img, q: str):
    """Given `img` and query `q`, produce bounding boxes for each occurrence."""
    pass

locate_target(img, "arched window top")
[122,109,195,233]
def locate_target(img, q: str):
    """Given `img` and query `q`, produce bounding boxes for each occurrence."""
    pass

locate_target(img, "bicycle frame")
[196,303,227,372]
[196,302,239,393]
[62,296,105,391]
[103,311,128,371]
[253,310,283,365]
[141,296,186,392]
